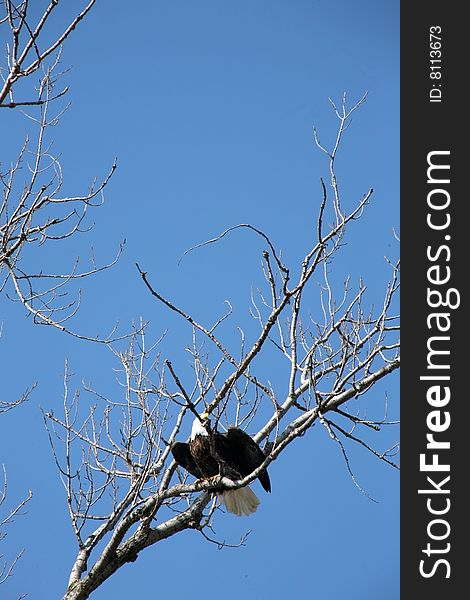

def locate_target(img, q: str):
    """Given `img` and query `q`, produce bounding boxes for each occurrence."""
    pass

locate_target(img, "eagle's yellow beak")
[200,411,210,421]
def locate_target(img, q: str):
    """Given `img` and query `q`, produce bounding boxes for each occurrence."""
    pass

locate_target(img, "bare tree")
[1,0,125,342]
[0,466,31,596]
[0,1,96,109]
[43,94,400,600]
[1,1,122,592]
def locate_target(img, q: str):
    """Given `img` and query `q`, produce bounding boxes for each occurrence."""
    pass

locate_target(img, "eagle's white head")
[190,412,210,440]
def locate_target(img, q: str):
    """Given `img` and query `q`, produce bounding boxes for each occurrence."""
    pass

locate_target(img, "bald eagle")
[171,414,271,516]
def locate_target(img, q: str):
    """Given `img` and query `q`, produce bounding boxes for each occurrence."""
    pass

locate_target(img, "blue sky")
[1,1,399,598]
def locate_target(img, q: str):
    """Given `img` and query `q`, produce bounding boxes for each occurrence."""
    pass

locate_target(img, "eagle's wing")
[220,427,271,493]
[171,442,203,479]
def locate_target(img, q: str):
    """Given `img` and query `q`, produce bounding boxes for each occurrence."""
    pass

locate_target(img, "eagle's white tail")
[220,486,260,516]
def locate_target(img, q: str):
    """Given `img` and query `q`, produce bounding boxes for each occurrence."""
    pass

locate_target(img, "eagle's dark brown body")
[188,433,219,478]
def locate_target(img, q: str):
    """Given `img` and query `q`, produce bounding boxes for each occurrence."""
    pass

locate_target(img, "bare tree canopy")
[0,3,400,599]
[0,1,95,109]
[1,0,124,342]
[0,0,118,590]
[42,94,399,600]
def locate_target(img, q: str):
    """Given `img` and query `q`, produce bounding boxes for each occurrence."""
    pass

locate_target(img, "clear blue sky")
[1,1,399,598]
